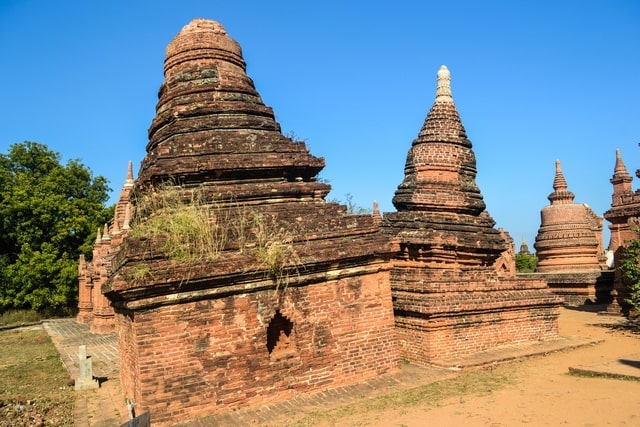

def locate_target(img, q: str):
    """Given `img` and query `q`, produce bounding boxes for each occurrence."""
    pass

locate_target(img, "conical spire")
[102,223,111,241]
[122,203,131,230]
[519,236,531,255]
[393,65,484,214]
[610,148,634,205]
[112,214,121,234]
[385,65,507,267]
[413,65,469,148]
[615,149,626,174]
[548,160,575,205]
[612,148,633,182]
[552,160,568,191]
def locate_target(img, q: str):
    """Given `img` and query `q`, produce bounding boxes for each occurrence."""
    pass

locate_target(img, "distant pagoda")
[534,160,606,273]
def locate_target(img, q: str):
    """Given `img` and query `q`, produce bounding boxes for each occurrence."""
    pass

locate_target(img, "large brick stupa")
[104,19,398,425]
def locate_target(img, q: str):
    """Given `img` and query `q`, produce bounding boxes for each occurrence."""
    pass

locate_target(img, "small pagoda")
[382,66,563,366]
[532,160,611,305]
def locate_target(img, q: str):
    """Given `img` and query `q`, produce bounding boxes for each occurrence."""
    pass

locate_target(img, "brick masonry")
[79,21,571,426]
[102,19,399,426]
[532,159,613,304]
[116,273,397,423]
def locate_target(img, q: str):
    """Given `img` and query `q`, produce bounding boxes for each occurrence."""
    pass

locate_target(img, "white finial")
[435,65,453,103]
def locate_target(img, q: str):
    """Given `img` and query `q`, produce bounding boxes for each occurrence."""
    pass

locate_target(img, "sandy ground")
[335,307,640,427]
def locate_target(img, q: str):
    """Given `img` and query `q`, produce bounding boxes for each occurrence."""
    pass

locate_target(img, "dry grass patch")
[0,327,74,426]
[130,184,230,261]
[130,185,304,288]
[281,365,517,427]
[0,310,42,328]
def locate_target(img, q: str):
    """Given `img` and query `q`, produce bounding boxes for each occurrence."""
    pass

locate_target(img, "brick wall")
[115,271,399,425]
[391,267,562,366]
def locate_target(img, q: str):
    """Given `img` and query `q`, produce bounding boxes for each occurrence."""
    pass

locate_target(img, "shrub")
[619,235,640,313]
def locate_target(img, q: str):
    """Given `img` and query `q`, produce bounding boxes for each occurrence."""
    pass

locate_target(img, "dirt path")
[332,307,640,426]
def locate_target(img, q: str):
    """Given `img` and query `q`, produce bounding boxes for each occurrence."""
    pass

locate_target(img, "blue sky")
[1,0,638,251]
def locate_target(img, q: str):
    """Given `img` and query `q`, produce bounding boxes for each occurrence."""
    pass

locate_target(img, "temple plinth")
[103,19,398,426]
[383,66,562,366]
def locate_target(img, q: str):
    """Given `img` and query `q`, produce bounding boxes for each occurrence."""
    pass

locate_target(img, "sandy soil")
[338,307,640,427]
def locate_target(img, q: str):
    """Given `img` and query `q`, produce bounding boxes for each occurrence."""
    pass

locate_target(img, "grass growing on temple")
[251,212,302,289]
[129,184,302,287]
[130,184,230,261]
[0,328,74,426]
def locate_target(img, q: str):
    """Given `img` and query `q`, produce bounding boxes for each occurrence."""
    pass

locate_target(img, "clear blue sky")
[1,0,639,251]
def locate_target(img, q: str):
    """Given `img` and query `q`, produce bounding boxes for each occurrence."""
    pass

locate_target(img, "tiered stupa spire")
[548,160,575,205]
[609,148,634,202]
[136,19,327,202]
[387,65,506,267]
[104,19,399,423]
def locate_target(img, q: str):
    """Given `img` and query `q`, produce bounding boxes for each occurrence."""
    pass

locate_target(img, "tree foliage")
[0,142,112,315]
[515,253,537,273]
[619,234,640,314]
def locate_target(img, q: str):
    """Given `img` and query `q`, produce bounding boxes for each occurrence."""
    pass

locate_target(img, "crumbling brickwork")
[115,272,395,423]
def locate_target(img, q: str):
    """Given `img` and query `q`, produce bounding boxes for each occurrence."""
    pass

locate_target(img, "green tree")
[619,235,640,314]
[515,253,537,273]
[0,141,112,315]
